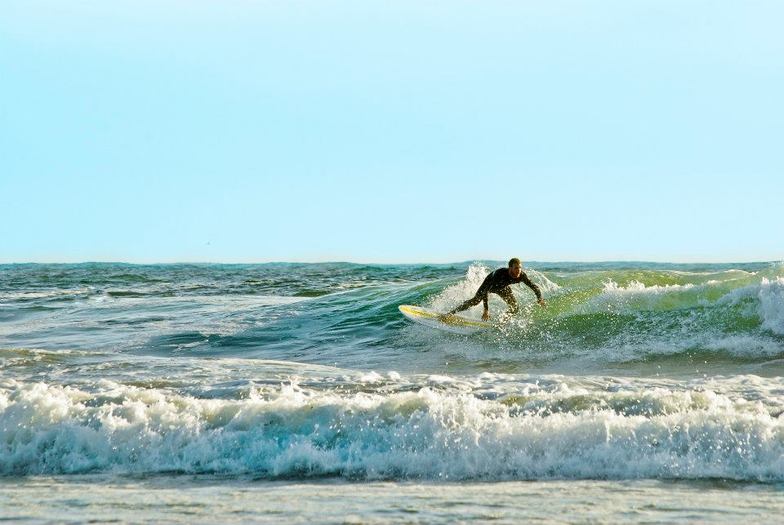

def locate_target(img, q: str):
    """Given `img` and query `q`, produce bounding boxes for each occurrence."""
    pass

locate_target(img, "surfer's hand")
[482,310,490,321]
[538,298,547,308]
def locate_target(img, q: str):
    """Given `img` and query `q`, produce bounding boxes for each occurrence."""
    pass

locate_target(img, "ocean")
[1,261,783,523]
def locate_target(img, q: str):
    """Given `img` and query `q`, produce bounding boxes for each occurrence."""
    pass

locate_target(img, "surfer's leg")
[497,288,518,314]
[449,292,486,314]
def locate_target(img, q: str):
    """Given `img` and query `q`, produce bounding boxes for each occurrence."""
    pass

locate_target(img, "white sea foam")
[525,269,561,294]
[0,288,93,302]
[359,371,384,383]
[700,334,784,358]
[716,277,784,335]
[758,277,784,335]
[2,378,782,480]
[427,264,491,315]
[602,280,696,294]
[576,280,701,316]
[589,276,784,332]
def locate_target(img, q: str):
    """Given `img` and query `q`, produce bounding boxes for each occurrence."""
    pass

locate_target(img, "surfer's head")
[508,258,522,278]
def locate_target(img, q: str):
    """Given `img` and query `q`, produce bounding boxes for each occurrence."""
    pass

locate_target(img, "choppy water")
[2,261,783,522]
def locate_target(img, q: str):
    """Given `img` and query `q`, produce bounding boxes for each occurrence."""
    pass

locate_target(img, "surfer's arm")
[520,272,544,303]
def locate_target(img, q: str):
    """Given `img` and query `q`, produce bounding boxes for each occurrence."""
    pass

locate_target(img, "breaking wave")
[2,374,782,481]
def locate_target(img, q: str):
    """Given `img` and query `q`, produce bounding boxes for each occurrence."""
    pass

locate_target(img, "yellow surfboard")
[398,304,492,334]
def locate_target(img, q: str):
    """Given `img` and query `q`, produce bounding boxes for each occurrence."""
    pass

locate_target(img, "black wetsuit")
[449,268,542,315]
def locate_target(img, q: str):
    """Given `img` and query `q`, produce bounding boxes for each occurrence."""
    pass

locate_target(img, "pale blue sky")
[2,1,782,263]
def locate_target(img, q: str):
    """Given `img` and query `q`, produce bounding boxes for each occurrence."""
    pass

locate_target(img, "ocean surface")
[1,261,783,523]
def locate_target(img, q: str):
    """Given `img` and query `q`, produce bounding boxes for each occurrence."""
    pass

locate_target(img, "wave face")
[1,261,783,480]
[1,261,783,369]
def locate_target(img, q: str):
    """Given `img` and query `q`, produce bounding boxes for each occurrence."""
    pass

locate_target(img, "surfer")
[447,258,545,320]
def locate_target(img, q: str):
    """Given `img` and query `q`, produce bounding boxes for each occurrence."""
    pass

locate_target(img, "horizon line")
[1,258,781,266]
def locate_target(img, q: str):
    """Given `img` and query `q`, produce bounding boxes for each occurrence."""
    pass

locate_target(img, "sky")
[1,0,782,264]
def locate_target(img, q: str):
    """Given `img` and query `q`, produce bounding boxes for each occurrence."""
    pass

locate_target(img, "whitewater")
[1,261,783,523]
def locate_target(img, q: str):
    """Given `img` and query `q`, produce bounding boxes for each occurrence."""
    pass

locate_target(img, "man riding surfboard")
[447,258,546,321]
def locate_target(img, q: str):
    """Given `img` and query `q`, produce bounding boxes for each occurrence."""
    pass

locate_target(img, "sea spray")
[759,277,784,335]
